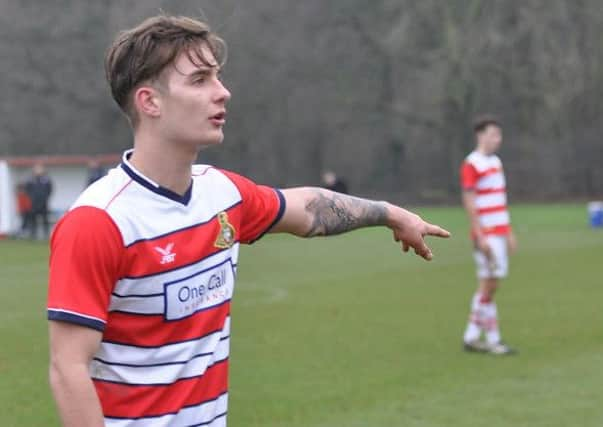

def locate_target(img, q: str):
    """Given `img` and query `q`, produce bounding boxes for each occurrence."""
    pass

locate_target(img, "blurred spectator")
[25,163,53,239]
[321,170,349,194]
[86,159,106,186]
[16,182,32,238]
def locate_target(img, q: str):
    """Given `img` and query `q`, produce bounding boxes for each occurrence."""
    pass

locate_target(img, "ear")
[133,86,161,119]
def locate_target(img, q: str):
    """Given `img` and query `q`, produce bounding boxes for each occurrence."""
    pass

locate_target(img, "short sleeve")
[461,162,479,191]
[220,170,286,244]
[47,206,124,331]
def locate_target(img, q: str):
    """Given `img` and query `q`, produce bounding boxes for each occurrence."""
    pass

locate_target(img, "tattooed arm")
[300,190,388,237]
[270,188,450,260]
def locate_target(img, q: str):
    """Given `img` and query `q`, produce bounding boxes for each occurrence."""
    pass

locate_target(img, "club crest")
[214,211,235,249]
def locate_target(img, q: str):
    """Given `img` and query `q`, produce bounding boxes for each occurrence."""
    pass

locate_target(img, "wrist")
[384,202,405,229]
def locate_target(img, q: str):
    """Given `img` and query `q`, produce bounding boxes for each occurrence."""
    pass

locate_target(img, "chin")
[197,135,224,149]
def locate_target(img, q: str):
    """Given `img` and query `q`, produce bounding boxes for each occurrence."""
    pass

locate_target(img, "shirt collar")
[120,149,193,205]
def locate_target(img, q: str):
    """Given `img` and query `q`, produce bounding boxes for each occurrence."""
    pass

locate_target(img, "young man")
[460,116,517,355]
[47,15,450,427]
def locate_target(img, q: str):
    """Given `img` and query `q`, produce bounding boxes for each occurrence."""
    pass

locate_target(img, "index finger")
[425,223,451,238]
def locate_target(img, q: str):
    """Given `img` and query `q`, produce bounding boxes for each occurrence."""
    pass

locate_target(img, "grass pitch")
[1,204,602,426]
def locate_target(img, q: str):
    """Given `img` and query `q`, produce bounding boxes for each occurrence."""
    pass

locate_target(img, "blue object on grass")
[588,201,603,228]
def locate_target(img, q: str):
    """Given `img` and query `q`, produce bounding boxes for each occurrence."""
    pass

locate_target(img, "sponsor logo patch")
[164,258,234,321]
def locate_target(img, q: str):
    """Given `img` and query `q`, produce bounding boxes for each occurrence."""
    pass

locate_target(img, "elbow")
[49,355,66,395]
[49,354,87,396]
[293,225,322,238]
[278,187,330,238]
[300,217,325,238]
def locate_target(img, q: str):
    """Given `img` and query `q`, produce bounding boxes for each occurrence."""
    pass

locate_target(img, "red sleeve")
[220,170,286,244]
[461,162,479,191]
[47,206,124,331]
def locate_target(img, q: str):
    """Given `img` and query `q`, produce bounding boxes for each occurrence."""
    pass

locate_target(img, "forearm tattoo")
[303,189,388,237]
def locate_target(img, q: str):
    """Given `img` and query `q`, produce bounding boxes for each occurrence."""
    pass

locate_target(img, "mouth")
[210,111,226,126]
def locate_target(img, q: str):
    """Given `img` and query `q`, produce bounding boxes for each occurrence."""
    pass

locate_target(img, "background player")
[460,116,517,355]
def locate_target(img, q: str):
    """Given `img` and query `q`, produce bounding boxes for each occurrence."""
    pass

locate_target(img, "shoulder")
[52,205,123,252]
[73,166,133,211]
[461,152,479,172]
[191,165,244,200]
[464,151,494,171]
[191,164,236,183]
[61,166,133,244]
[465,151,482,164]
[193,165,261,196]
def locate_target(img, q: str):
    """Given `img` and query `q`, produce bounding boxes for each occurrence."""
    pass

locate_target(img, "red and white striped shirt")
[460,151,511,236]
[48,150,285,426]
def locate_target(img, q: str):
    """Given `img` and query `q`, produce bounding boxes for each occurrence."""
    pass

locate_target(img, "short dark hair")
[473,115,501,134]
[105,14,227,126]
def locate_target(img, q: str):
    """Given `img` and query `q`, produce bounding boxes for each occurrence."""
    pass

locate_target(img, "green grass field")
[1,204,602,426]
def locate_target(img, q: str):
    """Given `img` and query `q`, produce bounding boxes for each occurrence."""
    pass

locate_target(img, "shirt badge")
[214,212,235,249]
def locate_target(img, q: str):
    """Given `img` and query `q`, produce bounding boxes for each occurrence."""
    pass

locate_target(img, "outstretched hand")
[387,205,451,260]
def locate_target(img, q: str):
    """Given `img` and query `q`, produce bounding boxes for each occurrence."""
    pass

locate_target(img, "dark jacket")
[26,175,52,212]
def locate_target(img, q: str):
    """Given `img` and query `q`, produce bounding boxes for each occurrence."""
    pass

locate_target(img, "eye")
[193,75,207,85]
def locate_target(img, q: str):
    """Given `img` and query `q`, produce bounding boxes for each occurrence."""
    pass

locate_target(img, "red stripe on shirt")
[104,302,230,347]
[470,224,511,239]
[96,359,229,419]
[476,167,501,178]
[477,205,507,215]
[476,187,506,195]
[124,207,242,278]
[482,224,511,236]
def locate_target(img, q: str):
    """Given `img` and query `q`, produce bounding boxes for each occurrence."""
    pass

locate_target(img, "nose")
[214,79,231,103]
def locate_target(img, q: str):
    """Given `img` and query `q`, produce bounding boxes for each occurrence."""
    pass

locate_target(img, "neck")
[476,143,491,156]
[130,129,199,196]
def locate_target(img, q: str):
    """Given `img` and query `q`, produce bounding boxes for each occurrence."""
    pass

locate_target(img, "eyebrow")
[186,66,222,78]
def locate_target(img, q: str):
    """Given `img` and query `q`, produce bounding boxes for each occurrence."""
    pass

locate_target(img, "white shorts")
[473,235,508,279]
